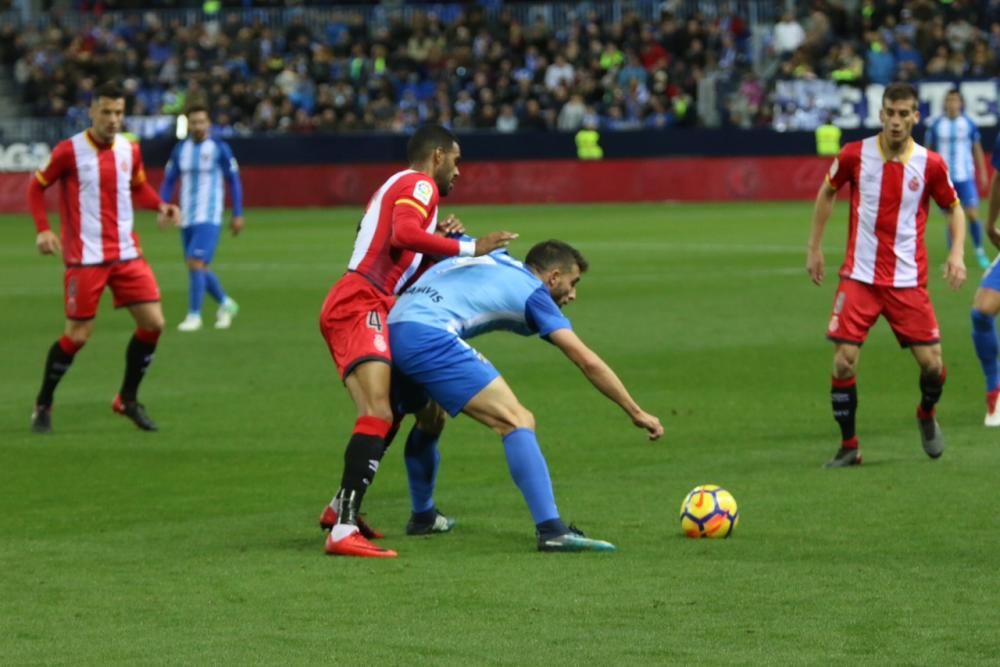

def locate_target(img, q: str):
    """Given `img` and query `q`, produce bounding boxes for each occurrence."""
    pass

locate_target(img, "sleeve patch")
[412,180,434,206]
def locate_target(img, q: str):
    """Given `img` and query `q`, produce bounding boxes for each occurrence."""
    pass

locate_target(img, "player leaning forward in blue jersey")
[970,132,1000,425]
[388,240,664,552]
[160,105,243,332]
[926,89,991,269]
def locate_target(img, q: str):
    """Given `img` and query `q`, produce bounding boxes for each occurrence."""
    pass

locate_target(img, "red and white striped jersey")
[347,169,474,295]
[34,131,148,266]
[826,136,959,288]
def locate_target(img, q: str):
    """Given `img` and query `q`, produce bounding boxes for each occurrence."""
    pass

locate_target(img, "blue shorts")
[181,223,222,263]
[981,256,1000,291]
[953,180,979,209]
[389,321,500,417]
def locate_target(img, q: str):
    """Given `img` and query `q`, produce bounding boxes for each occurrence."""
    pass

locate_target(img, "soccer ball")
[679,484,739,538]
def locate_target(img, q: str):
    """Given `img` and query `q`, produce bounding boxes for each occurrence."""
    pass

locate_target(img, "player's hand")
[806,247,824,285]
[437,214,464,237]
[474,231,518,256]
[631,410,664,441]
[987,225,1000,251]
[230,216,244,237]
[157,203,180,229]
[36,230,61,255]
[944,251,966,290]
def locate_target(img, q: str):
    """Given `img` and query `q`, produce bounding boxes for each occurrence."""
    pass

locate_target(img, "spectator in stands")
[773,10,806,56]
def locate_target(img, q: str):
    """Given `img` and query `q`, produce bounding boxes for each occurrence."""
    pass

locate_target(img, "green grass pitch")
[1,202,998,664]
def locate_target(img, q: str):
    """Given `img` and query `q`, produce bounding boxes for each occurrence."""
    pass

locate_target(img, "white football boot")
[215,298,239,329]
[177,314,203,332]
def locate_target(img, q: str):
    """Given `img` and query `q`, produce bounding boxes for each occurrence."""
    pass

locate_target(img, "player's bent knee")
[414,403,447,434]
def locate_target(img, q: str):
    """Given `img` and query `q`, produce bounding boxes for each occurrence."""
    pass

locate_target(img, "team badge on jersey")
[413,181,434,206]
[908,177,920,192]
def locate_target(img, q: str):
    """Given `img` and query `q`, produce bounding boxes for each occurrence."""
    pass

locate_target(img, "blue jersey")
[160,138,243,227]
[993,133,1000,172]
[387,252,572,341]
[926,114,980,182]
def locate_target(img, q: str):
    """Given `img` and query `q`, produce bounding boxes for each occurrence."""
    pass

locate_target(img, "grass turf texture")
[1,202,998,665]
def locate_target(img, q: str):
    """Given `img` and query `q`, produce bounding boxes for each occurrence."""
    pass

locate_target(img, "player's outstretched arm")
[548,328,663,441]
[974,142,989,191]
[807,182,837,286]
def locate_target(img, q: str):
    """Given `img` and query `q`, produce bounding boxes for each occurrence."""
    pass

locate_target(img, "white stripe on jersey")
[113,136,138,261]
[348,169,416,271]
[893,145,928,287]
[72,133,104,265]
[851,137,883,285]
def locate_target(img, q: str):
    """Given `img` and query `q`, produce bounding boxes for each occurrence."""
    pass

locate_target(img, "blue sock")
[502,428,564,535]
[972,309,1000,392]
[187,269,206,315]
[404,427,440,515]
[204,270,227,303]
[970,219,984,250]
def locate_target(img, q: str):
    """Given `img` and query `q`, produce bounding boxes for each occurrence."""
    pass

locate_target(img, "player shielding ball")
[806,82,966,468]
[319,124,517,558]
[27,81,180,433]
[387,241,663,552]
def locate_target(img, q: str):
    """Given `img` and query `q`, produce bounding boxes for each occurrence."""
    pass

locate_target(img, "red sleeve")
[132,181,162,211]
[825,142,860,191]
[27,177,50,232]
[927,153,960,209]
[33,140,73,189]
[130,142,148,187]
[391,204,462,256]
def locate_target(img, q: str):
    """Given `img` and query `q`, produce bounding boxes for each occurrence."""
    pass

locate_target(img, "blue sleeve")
[159,143,182,202]
[524,286,572,340]
[218,142,243,216]
[993,134,1000,171]
[925,119,936,150]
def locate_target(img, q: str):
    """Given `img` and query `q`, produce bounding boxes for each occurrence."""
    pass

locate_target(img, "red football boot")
[325,530,397,558]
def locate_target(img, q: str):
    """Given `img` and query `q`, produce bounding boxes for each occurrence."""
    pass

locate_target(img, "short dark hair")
[882,82,918,107]
[945,88,964,103]
[186,103,210,117]
[525,240,589,274]
[94,81,125,101]
[406,123,458,163]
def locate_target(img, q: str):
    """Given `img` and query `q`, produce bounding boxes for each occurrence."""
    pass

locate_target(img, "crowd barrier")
[2,155,853,214]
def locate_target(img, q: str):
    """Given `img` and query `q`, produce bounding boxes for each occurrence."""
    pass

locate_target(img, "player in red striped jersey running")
[319,124,517,557]
[27,81,180,433]
[806,82,967,468]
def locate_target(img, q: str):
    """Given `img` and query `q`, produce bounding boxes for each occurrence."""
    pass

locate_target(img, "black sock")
[919,367,946,415]
[339,433,386,515]
[536,518,569,540]
[36,339,78,407]
[120,333,158,402]
[831,377,858,444]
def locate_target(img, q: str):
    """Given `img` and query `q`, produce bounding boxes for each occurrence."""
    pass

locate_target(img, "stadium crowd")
[1,0,999,135]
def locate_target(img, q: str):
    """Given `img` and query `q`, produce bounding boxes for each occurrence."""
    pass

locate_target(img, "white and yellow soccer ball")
[679,484,739,538]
